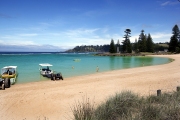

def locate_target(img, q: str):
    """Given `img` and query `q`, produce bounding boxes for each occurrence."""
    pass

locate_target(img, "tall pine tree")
[169,25,179,52]
[169,35,178,52]
[138,30,146,52]
[172,24,180,42]
[109,39,116,53]
[146,34,154,52]
[122,29,132,53]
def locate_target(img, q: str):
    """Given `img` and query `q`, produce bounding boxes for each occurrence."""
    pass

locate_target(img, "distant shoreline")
[95,52,173,56]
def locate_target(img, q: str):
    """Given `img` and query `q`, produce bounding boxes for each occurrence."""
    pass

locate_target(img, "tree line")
[66,24,180,53]
[109,24,180,53]
[66,45,110,52]
[109,29,155,53]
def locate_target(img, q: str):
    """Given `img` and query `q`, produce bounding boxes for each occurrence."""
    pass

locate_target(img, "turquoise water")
[0,53,171,84]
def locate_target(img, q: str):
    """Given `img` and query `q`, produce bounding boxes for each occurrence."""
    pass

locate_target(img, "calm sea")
[0,52,171,84]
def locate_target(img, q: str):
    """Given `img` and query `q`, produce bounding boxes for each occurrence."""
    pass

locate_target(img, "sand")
[0,54,180,120]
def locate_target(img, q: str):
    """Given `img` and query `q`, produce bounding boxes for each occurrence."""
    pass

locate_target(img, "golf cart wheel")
[61,76,63,80]
[2,84,5,90]
[4,78,10,88]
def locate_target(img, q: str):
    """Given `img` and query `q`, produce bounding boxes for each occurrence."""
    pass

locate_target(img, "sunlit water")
[0,52,171,84]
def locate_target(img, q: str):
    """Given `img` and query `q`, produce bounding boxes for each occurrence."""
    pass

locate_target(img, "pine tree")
[109,39,116,53]
[169,35,178,52]
[172,24,180,42]
[122,29,132,53]
[127,39,132,53]
[138,30,143,52]
[169,25,180,52]
[146,34,154,52]
[138,30,146,52]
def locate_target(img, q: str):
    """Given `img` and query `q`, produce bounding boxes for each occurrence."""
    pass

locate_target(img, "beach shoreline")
[0,54,180,120]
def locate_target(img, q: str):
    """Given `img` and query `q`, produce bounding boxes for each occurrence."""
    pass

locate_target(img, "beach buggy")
[1,66,18,88]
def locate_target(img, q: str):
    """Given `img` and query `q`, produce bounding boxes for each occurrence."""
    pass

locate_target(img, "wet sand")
[0,54,180,120]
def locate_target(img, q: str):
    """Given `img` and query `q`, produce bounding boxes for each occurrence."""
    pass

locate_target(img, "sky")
[0,0,180,52]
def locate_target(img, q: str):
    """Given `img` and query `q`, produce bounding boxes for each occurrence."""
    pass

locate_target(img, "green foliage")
[67,26,180,54]
[127,39,132,53]
[136,30,156,53]
[176,47,180,53]
[93,91,141,120]
[138,30,147,52]
[154,43,169,52]
[122,29,132,53]
[169,24,180,53]
[66,45,110,52]
[109,39,116,53]
[172,24,180,40]
[73,91,180,120]
[72,97,94,120]
[146,34,154,52]
[140,105,162,120]
[169,35,178,52]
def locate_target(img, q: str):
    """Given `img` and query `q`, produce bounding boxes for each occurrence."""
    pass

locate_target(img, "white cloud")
[161,1,179,6]
[0,24,173,51]
[0,40,36,46]
[161,1,170,6]
[0,44,65,52]
[102,27,109,33]
[64,28,100,37]
[152,33,171,39]
[131,34,139,43]
[51,30,112,48]
[151,32,171,42]
[126,32,171,43]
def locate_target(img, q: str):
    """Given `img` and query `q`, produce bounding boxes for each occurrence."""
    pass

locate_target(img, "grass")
[71,97,95,120]
[72,91,180,120]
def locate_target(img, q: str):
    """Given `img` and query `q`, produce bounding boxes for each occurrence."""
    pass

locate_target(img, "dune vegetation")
[72,90,180,120]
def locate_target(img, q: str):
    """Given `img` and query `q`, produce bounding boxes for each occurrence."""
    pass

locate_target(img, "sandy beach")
[0,54,180,120]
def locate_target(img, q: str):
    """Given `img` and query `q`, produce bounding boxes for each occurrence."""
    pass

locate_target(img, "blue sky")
[0,0,180,52]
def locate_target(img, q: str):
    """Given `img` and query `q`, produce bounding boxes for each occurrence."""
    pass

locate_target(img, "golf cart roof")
[2,66,17,69]
[39,63,53,67]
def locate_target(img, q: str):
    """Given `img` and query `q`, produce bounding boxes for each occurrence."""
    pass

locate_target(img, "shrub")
[72,97,94,120]
[72,91,180,120]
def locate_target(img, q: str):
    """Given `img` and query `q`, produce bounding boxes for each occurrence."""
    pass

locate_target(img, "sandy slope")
[0,54,180,120]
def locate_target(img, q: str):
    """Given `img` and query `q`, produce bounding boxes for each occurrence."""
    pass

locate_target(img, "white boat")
[1,66,18,85]
[39,63,64,80]
[39,63,53,77]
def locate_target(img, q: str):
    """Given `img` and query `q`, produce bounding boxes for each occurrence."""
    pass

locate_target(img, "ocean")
[0,52,171,84]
